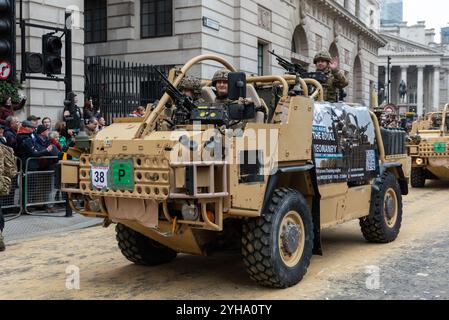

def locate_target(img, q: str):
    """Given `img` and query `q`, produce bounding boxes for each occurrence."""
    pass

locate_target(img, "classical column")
[417,66,424,116]
[384,66,390,103]
[400,65,408,104]
[445,69,449,103]
[433,66,440,111]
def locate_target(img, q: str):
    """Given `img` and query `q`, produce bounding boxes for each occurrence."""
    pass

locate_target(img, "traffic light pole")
[387,56,391,104]
[19,0,72,93]
[65,11,72,96]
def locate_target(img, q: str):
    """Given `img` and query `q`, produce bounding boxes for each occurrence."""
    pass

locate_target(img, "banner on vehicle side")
[312,102,379,185]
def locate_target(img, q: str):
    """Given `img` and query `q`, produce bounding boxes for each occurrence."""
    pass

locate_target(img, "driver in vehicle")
[212,69,231,103]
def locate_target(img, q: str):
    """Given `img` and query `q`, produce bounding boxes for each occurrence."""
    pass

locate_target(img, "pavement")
[3,210,102,242]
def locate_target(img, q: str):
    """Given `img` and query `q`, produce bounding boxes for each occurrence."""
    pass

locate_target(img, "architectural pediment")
[380,33,442,56]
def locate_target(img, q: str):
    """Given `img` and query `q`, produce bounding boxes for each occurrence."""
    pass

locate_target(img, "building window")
[355,0,360,18]
[258,43,266,76]
[344,0,349,10]
[141,0,173,38]
[84,0,107,44]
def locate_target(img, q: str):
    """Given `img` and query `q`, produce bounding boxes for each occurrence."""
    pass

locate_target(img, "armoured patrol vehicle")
[407,104,449,187]
[60,54,410,288]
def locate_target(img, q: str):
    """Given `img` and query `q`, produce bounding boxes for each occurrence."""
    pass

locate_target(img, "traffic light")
[42,33,62,75]
[0,0,16,81]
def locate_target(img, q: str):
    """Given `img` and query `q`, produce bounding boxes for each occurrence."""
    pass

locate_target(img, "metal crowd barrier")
[0,157,23,222]
[24,156,69,217]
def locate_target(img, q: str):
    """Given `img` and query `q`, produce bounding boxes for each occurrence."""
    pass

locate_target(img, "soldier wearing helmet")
[313,50,348,102]
[179,76,204,103]
[212,69,230,102]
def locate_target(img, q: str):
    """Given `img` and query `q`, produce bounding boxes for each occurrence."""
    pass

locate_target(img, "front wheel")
[242,188,314,288]
[411,167,426,188]
[360,172,403,243]
[116,223,177,266]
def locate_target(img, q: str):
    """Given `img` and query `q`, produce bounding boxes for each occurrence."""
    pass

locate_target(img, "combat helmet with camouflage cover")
[212,69,230,86]
[178,76,202,95]
[313,50,332,64]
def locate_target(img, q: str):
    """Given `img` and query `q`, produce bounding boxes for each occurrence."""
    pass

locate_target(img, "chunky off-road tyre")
[242,188,314,288]
[116,223,177,266]
[411,167,426,188]
[360,172,403,243]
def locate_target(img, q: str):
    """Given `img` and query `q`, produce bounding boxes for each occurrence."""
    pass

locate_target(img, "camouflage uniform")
[0,143,16,250]
[212,69,230,103]
[179,76,205,104]
[314,51,348,103]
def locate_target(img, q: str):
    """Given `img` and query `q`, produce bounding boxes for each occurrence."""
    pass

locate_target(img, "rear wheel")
[411,167,426,188]
[360,172,402,243]
[115,223,177,266]
[242,188,314,288]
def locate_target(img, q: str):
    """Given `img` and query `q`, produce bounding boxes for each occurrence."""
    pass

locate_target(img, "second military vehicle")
[407,104,449,187]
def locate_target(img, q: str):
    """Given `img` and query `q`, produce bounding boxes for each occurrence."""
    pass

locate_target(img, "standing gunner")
[313,51,348,102]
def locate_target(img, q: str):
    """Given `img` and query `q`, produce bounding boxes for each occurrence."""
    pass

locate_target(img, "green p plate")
[433,142,447,153]
[109,159,135,191]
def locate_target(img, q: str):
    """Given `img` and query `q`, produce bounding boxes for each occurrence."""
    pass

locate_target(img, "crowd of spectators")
[0,92,108,213]
[0,92,107,167]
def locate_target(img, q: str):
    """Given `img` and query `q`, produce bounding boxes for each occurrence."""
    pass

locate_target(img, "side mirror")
[228,72,247,100]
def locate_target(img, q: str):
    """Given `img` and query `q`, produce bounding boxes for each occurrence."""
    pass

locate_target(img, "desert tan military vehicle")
[407,104,449,187]
[60,54,410,288]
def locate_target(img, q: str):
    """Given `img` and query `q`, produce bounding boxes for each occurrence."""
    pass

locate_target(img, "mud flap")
[105,197,159,228]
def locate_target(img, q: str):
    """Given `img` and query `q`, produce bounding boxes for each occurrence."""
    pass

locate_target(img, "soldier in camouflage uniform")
[313,51,348,102]
[0,127,4,251]
[212,69,231,103]
[179,76,205,104]
[0,141,15,251]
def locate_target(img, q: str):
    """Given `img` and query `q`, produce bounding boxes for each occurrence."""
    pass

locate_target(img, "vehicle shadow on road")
[87,249,263,296]
[422,180,449,189]
[89,228,377,295]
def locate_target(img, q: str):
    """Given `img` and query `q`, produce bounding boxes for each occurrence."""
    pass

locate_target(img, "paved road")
[1,181,449,300]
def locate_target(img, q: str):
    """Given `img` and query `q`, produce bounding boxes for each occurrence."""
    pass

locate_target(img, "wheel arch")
[262,165,323,255]
[381,162,409,195]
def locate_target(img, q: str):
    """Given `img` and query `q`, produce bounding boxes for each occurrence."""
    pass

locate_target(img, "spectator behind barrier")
[3,116,20,151]
[54,121,71,150]
[42,117,53,132]
[129,106,145,117]
[49,131,63,152]
[35,125,60,163]
[16,121,54,171]
[83,98,101,125]
[0,94,27,126]
[84,117,99,138]
[63,92,83,132]
[98,117,106,131]
[0,124,6,145]
[27,115,41,128]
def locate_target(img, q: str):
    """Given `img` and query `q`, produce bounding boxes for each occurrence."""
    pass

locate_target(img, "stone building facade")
[85,0,385,106]
[15,0,385,120]
[378,22,449,116]
[15,0,84,122]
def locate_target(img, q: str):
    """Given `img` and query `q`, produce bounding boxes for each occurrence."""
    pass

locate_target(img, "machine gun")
[153,67,196,114]
[268,50,327,84]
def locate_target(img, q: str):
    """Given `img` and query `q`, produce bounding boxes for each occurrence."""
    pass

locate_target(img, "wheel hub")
[383,188,398,228]
[281,222,300,255]
[385,193,396,220]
